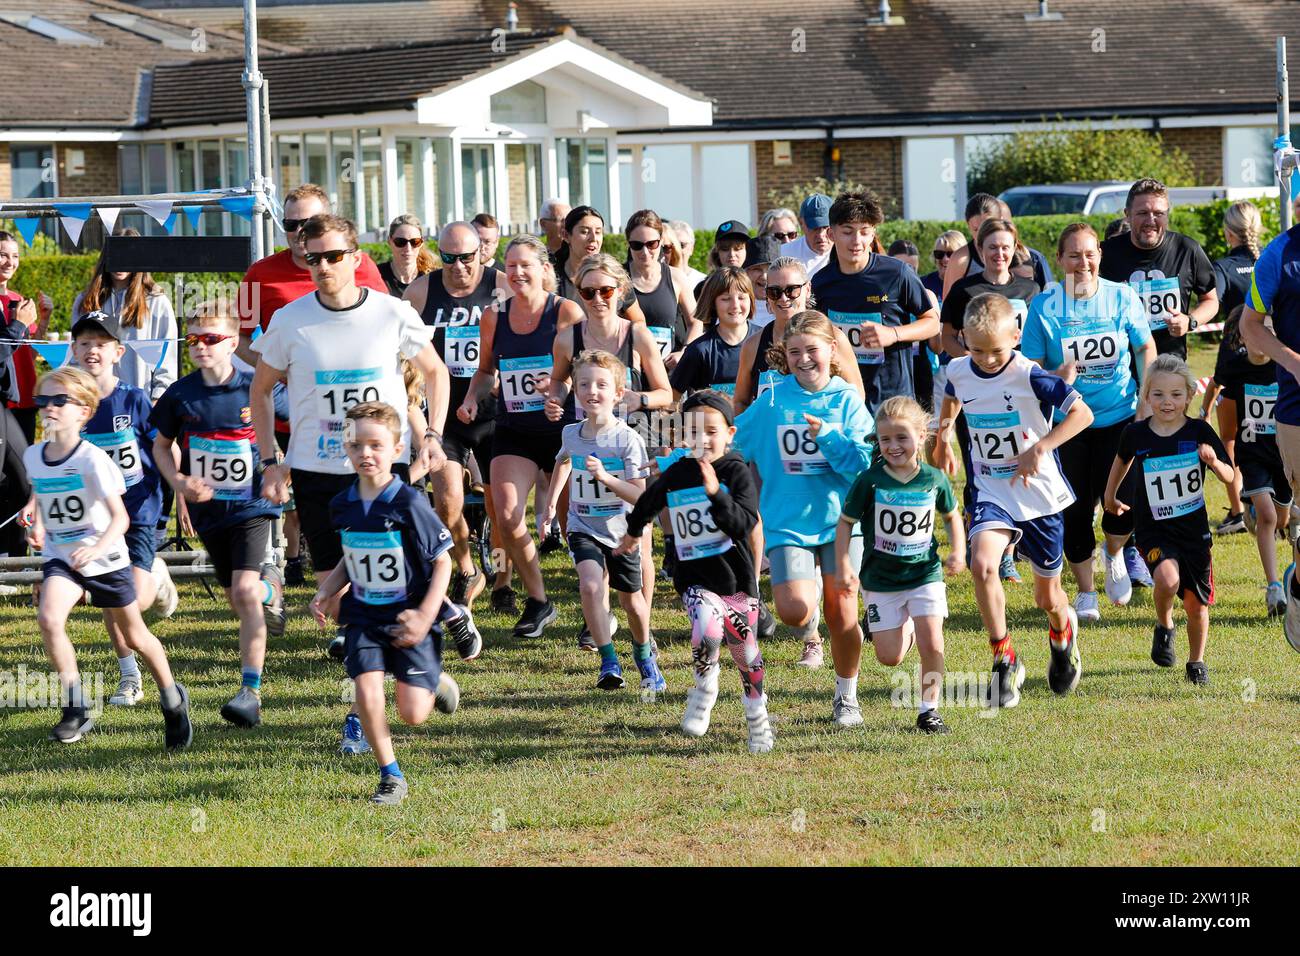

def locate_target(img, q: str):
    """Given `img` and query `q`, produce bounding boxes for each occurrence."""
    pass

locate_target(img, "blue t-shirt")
[669,323,755,396]
[811,253,930,414]
[149,368,283,533]
[1021,278,1151,428]
[1248,225,1300,426]
[329,477,453,629]
[82,381,162,528]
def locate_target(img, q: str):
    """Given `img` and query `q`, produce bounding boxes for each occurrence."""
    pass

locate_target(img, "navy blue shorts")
[969,497,1064,577]
[124,523,157,572]
[43,560,136,608]
[343,622,443,693]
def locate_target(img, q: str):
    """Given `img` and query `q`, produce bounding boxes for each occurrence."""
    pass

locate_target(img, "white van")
[999,182,1276,217]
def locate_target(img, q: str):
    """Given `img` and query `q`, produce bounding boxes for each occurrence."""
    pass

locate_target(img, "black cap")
[70,312,118,342]
[681,389,735,425]
[746,235,783,267]
[713,220,750,243]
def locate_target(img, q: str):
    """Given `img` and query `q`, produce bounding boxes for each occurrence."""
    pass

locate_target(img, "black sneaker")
[328,630,347,661]
[513,597,557,638]
[49,706,93,743]
[284,556,305,587]
[915,710,950,735]
[757,602,776,641]
[162,683,193,750]
[446,604,483,661]
[1047,607,1081,695]
[491,586,518,615]
[576,623,597,651]
[1185,661,1210,685]
[985,656,1025,709]
[538,525,563,554]
[1151,624,1176,668]
[450,567,485,607]
[1214,510,1246,536]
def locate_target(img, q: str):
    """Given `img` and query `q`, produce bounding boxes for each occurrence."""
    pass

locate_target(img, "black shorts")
[1238,444,1294,507]
[291,467,408,572]
[44,560,136,608]
[1140,539,1214,606]
[568,531,643,593]
[442,420,494,483]
[343,622,442,693]
[198,515,272,588]
[491,422,563,473]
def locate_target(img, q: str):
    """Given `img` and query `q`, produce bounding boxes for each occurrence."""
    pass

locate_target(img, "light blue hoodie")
[733,373,874,551]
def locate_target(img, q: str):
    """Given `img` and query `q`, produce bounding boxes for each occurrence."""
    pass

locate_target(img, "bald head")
[439,221,481,254]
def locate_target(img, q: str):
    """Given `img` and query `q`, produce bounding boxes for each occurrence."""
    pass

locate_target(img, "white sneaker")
[681,667,720,737]
[108,677,143,707]
[744,697,775,754]
[1073,590,1100,623]
[151,556,178,619]
[1102,549,1132,607]
[1284,565,1300,653]
[832,695,863,728]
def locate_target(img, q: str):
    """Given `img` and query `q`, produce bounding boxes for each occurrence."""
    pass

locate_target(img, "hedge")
[8,198,1284,334]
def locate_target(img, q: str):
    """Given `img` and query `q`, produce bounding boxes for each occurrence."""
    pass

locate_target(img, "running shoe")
[435,672,460,715]
[915,710,950,735]
[1244,505,1258,536]
[220,686,262,728]
[340,713,371,755]
[261,562,286,638]
[1103,548,1133,606]
[1047,607,1082,695]
[108,677,143,707]
[757,602,777,641]
[371,774,409,805]
[795,641,824,669]
[49,707,93,743]
[1151,624,1177,668]
[1267,581,1287,618]
[513,597,557,638]
[538,525,563,554]
[986,655,1025,709]
[1285,563,1300,652]
[576,623,597,651]
[161,683,193,750]
[998,553,1021,583]
[1184,661,1210,686]
[597,656,625,690]
[636,650,667,693]
[831,695,863,728]
[1125,545,1153,588]
[328,630,347,661]
[284,556,305,587]
[1073,590,1100,623]
[446,604,482,661]
[491,586,519,615]
[681,668,719,737]
[745,700,775,754]
[150,555,178,620]
[450,567,486,607]
[1214,509,1246,535]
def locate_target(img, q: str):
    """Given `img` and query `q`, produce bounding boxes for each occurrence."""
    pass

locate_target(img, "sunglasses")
[391,236,424,249]
[440,250,479,265]
[303,249,356,267]
[934,249,953,261]
[282,218,309,233]
[628,239,661,253]
[766,283,806,301]
[35,393,85,408]
[186,332,233,347]
[579,286,618,301]
[771,231,798,242]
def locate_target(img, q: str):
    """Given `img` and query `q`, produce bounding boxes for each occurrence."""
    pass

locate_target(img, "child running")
[669,266,756,400]
[835,395,965,734]
[732,310,875,726]
[1104,354,1234,684]
[23,367,192,747]
[310,402,460,804]
[541,348,663,691]
[934,293,1093,708]
[620,390,771,752]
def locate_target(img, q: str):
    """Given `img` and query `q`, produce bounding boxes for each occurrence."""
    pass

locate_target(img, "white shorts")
[864,581,948,632]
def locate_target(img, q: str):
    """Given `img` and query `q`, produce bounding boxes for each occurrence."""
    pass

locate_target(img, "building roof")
[147,0,1300,129]
[0,0,293,127]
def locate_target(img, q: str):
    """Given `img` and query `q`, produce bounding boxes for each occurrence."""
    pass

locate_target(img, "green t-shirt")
[841,461,957,592]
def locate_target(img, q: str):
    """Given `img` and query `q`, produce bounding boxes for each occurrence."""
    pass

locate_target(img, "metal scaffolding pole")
[243,0,267,260]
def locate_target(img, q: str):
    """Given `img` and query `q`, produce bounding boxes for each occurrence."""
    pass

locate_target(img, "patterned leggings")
[683,586,765,700]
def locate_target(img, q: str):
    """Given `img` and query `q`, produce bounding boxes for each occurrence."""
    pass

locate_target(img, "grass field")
[0,339,1297,867]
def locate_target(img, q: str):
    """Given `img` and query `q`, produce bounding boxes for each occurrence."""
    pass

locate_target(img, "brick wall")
[754,136,903,219]
[55,142,120,248]
[1161,126,1223,185]
[0,143,10,202]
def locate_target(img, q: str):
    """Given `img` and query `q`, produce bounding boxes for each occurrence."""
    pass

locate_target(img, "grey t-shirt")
[556,418,648,547]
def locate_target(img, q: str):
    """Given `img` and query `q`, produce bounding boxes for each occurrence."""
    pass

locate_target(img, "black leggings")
[1057,417,1134,566]
[0,406,31,557]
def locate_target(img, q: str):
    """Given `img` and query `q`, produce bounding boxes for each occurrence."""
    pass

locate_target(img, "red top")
[1,289,37,410]
[237,249,389,334]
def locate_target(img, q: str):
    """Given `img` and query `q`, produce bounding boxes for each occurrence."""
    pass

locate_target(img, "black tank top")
[420,266,499,420]
[632,263,684,356]
[746,321,784,401]
[494,292,566,432]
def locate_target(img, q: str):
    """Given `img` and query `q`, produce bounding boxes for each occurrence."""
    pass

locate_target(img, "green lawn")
[1,338,1297,866]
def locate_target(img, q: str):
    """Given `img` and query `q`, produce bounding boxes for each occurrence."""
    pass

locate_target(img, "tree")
[967,121,1198,197]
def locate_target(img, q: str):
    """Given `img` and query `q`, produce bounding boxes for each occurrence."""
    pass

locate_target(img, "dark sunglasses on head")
[628,239,661,253]
[186,332,233,347]
[579,286,618,301]
[766,283,806,301]
[304,249,356,266]
[35,393,85,408]
[440,249,479,265]
[934,249,953,261]
[771,231,798,242]
[391,236,424,249]
[282,218,309,233]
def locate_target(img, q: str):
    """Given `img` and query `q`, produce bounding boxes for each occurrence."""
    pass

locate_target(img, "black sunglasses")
[440,250,479,265]
[579,286,618,301]
[392,236,424,249]
[304,249,356,266]
[35,393,85,408]
[771,231,798,242]
[628,239,661,253]
[934,249,954,261]
[766,283,806,301]
[282,218,309,233]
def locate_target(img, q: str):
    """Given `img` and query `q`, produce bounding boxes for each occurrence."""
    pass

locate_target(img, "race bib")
[1243,383,1277,438]
[444,326,480,378]
[1008,299,1028,332]
[33,475,92,545]
[83,429,143,487]
[189,436,254,500]
[1134,277,1180,332]
[667,485,731,560]
[341,530,407,605]
[570,455,625,518]
[756,369,782,398]
[967,412,1024,480]
[1061,329,1122,380]
[1142,452,1203,519]
[829,310,885,365]
[500,356,551,414]
[648,324,674,360]
[776,421,840,474]
[874,488,936,557]
[315,368,382,461]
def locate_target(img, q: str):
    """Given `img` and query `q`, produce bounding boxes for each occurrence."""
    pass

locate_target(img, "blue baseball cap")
[799,194,832,229]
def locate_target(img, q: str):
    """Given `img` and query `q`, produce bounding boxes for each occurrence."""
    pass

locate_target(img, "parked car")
[999,182,1276,217]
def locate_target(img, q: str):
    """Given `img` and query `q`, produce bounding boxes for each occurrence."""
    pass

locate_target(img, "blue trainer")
[597,656,625,690]
[1124,545,1153,588]
[637,652,668,693]
[998,553,1021,583]
[340,713,371,755]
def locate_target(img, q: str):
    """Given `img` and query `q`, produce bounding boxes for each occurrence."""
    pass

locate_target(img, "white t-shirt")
[780,235,831,278]
[24,440,130,576]
[251,289,433,474]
